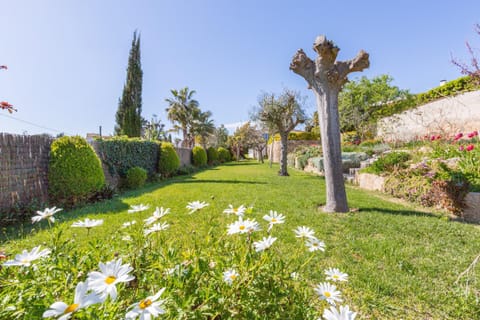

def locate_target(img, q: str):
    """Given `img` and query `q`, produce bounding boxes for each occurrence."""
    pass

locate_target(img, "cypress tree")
[115,31,143,137]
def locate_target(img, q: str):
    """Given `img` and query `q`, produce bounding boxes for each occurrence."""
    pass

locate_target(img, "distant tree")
[165,87,200,148]
[143,114,166,141]
[249,125,268,163]
[452,24,480,84]
[209,124,229,148]
[339,75,411,139]
[252,89,306,176]
[115,31,143,137]
[192,110,215,148]
[1,65,16,113]
[304,110,320,136]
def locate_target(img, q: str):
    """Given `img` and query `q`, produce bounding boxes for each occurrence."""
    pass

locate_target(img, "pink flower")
[467,131,478,138]
[459,145,465,151]
[454,133,463,141]
[430,135,436,141]
[466,144,475,152]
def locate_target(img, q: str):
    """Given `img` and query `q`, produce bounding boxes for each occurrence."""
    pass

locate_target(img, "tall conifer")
[115,31,143,137]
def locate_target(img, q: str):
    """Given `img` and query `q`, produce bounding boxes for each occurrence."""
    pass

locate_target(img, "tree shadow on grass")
[360,206,442,219]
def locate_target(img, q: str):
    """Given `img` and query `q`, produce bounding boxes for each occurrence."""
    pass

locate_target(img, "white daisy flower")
[42,282,101,320]
[306,237,326,252]
[122,235,133,242]
[253,236,277,252]
[32,207,62,224]
[186,201,209,214]
[294,226,316,239]
[223,204,246,217]
[227,218,261,235]
[144,222,170,236]
[122,221,137,228]
[290,272,300,280]
[125,288,167,320]
[144,207,170,225]
[86,259,135,301]
[3,246,51,267]
[325,268,348,282]
[71,218,103,229]
[128,204,150,213]
[322,305,357,320]
[223,269,239,285]
[263,210,285,231]
[314,282,342,306]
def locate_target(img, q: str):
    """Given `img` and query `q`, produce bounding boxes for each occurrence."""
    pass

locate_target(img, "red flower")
[467,131,479,138]
[454,133,463,141]
[0,101,12,108]
[436,135,441,140]
[430,135,436,141]
[466,144,475,151]
[459,145,465,151]
[0,65,7,70]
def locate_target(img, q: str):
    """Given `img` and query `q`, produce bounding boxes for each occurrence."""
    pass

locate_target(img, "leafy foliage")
[192,146,207,167]
[217,147,231,163]
[206,146,219,164]
[269,131,320,143]
[363,151,411,175]
[115,31,143,137]
[125,166,147,189]
[48,136,105,206]
[158,142,180,177]
[94,137,158,178]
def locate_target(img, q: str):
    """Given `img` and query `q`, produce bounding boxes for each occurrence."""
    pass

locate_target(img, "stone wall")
[377,90,480,141]
[0,133,53,212]
[267,140,320,163]
[175,147,192,167]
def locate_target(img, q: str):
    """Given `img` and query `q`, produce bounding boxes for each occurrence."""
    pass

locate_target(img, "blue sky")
[1,0,479,136]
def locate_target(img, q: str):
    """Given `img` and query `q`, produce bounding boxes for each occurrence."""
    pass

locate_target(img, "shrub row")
[48,137,233,207]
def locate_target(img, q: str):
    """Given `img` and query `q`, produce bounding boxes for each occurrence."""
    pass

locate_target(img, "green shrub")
[49,136,105,206]
[192,146,207,167]
[94,137,158,178]
[363,151,411,174]
[126,166,147,189]
[207,147,219,164]
[268,131,320,143]
[158,142,180,177]
[217,147,231,163]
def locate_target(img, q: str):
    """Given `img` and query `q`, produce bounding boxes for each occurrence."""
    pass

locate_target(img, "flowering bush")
[0,203,358,319]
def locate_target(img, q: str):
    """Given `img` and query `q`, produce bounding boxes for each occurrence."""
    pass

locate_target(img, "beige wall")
[377,90,480,141]
[267,140,321,163]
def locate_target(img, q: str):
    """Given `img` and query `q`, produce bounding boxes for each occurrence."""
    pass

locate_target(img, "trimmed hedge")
[49,136,105,205]
[158,142,180,177]
[94,137,158,178]
[207,147,219,164]
[217,147,231,163]
[192,146,207,167]
[269,131,320,143]
[126,166,147,189]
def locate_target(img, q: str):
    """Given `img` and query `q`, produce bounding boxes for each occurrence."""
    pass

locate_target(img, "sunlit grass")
[1,161,480,319]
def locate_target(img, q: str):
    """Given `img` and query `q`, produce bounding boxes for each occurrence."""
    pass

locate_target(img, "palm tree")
[165,87,200,147]
[192,110,215,148]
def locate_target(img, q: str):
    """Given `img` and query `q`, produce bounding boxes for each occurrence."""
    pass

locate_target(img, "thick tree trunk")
[290,35,369,213]
[315,89,348,212]
[279,133,289,176]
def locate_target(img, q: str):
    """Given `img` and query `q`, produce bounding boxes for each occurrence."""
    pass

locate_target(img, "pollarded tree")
[253,89,306,176]
[115,31,143,137]
[290,35,369,212]
[165,87,200,148]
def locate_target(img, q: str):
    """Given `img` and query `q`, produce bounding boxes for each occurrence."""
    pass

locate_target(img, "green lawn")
[1,161,480,319]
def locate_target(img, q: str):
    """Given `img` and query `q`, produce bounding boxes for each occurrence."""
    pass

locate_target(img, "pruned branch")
[290,49,315,87]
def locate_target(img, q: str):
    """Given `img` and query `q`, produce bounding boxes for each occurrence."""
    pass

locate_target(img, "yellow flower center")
[105,276,116,284]
[64,303,79,314]
[229,274,237,280]
[271,218,277,223]
[324,291,331,298]
[21,259,29,264]
[313,243,318,246]
[239,225,245,230]
[139,299,152,309]
[333,275,339,279]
